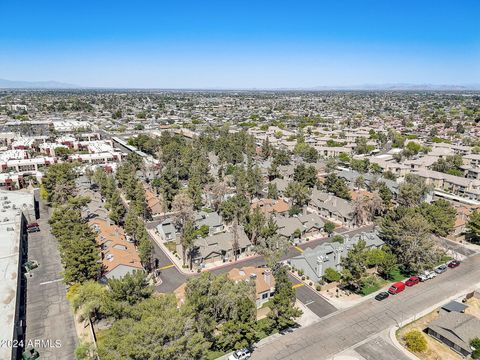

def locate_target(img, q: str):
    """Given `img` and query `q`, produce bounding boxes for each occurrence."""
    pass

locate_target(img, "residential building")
[89,218,143,280]
[426,312,480,357]
[288,232,384,283]
[228,267,275,308]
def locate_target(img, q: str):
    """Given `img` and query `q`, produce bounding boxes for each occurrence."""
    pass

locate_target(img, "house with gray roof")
[156,218,177,242]
[194,211,224,235]
[191,226,252,266]
[309,189,355,228]
[288,231,384,282]
[274,215,304,240]
[297,213,325,238]
[336,169,399,196]
[426,312,480,357]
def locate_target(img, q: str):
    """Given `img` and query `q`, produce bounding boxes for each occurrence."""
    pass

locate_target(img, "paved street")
[355,337,411,360]
[288,274,337,318]
[25,203,77,360]
[251,253,480,359]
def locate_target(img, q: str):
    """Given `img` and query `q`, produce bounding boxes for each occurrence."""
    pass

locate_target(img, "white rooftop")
[0,190,35,360]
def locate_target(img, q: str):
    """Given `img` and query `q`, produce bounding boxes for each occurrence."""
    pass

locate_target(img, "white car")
[229,349,252,360]
[419,270,436,281]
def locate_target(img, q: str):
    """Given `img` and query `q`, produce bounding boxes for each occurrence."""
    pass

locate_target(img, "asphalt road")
[25,203,77,360]
[355,336,411,360]
[288,274,337,318]
[251,253,480,360]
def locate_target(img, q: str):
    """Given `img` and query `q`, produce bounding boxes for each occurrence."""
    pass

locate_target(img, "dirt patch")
[396,311,462,360]
[465,297,480,318]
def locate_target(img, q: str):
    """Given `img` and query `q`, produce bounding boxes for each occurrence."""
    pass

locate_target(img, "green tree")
[97,295,210,360]
[285,181,311,207]
[398,174,431,207]
[293,164,317,188]
[419,199,456,237]
[467,211,480,244]
[69,281,110,322]
[267,183,279,199]
[403,330,427,353]
[380,208,442,273]
[340,240,368,290]
[471,337,480,359]
[42,162,77,204]
[323,268,341,283]
[268,267,302,330]
[323,221,336,236]
[323,173,351,200]
[108,270,153,305]
[244,207,266,245]
[107,190,126,225]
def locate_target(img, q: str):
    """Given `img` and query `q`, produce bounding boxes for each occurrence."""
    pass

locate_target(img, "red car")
[405,276,420,286]
[388,282,406,294]
[448,260,460,268]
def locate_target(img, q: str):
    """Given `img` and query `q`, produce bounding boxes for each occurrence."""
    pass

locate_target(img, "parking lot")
[288,274,337,318]
[25,203,77,359]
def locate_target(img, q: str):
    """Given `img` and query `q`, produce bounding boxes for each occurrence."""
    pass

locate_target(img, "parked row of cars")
[375,260,461,301]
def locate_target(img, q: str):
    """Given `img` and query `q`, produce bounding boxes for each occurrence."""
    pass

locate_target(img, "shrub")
[301,276,306,281]
[315,284,322,291]
[323,268,341,283]
[471,337,480,359]
[298,269,304,276]
[309,281,313,286]
[403,330,427,353]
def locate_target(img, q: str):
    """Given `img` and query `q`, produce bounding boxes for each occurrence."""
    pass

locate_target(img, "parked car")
[27,226,40,233]
[375,292,390,301]
[228,348,251,360]
[388,282,406,295]
[27,222,39,228]
[448,260,460,268]
[434,264,448,274]
[405,276,420,286]
[425,270,437,279]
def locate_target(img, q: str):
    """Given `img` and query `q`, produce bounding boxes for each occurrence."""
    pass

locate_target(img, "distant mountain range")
[0,78,79,89]
[1,78,479,91]
[308,83,480,91]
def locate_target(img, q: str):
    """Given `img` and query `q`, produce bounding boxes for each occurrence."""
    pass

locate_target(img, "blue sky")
[1,0,479,88]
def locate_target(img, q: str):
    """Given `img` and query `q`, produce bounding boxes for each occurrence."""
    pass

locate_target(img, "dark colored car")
[27,226,40,233]
[405,276,420,286]
[27,222,39,228]
[375,292,390,301]
[448,260,460,268]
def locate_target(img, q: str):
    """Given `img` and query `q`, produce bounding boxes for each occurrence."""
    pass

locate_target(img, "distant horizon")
[1,78,480,91]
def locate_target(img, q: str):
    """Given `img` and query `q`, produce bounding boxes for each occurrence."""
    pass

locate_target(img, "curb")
[388,284,480,360]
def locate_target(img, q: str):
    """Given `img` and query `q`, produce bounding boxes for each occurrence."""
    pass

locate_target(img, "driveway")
[25,203,77,360]
[288,274,337,318]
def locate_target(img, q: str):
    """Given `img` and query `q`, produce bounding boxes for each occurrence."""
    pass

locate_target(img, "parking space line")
[304,300,315,306]
[159,264,175,270]
[292,283,304,289]
[294,246,304,253]
[39,278,63,285]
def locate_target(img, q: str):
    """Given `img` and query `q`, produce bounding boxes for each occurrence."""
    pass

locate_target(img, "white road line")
[304,300,315,306]
[39,278,63,285]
